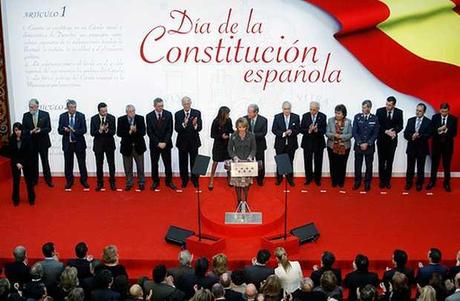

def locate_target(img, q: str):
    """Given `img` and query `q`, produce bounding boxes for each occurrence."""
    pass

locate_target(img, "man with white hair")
[168,250,194,284]
[272,101,300,186]
[446,273,460,301]
[174,96,202,188]
[21,98,54,187]
[4,245,31,287]
[244,283,258,301]
[300,101,327,186]
[117,104,147,191]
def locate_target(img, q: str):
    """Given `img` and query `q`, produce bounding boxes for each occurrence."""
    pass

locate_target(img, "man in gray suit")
[37,242,64,290]
[447,273,460,301]
[144,264,185,301]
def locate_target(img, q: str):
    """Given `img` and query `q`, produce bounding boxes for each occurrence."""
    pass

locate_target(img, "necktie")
[312,115,316,125]
[33,112,38,127]
[102,117,105,125]
[185,112,190,120]
[158,112,162,120]
[387,111,392,120]
[442,117,446,126]
[129,117,134,126]
[365,115,368,121]
[70,115,75,142]
[157,112,162,126]
[251,119,255,133]
[285,116,289,129]
[415,118,422,132]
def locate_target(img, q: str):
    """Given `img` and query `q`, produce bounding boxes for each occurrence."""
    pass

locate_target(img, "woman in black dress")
[209,106,233,190]
[7,122,36,206]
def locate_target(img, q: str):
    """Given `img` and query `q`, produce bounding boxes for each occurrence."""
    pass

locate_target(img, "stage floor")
[0,176,459,279]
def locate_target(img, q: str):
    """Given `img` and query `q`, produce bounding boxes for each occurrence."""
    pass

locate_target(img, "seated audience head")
[261,274,281,298]
[13,245,27,263]
[211,283,225,299]
[178,250,193,267]
[103,245,119,265]
[94,269,113,289]
[59,266,79,291]
[354,254,369,272]
[195,257,210,277]
[418,285,436,301]
[392,272,408,292]
[191,288,213,301]
[321,251,336,269]
[455,272,460,289]
[300,277,314,292]
[153,264,167,284]
[320,270,338,293]
[231,269,246,286]
[0,279,11,299]
[256,249,271,265]
[274,247,291,271]
[219,272,231,289]
[129,284,144,299]
[393,249,408,268]
[75,242,88,259]
[428,248,442,264]
[30,262,44,280]
[245,283,258,300]
[212,253,228,276]
[42,242,56,258]
[358,285,376,301]
[113,275,130,297]
[67,287,85,301]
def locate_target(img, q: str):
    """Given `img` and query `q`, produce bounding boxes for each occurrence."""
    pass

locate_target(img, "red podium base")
[186,234,226,257]
[261,234,300,254]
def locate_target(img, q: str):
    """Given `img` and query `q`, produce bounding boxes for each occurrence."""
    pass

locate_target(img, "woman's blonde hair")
[212,253,228,276]
[103,245,119,264]
[235,117,249,130]
[59,266,79,291]
[418,285,436,301]
[261,274,282,297]
[274,247,291,272]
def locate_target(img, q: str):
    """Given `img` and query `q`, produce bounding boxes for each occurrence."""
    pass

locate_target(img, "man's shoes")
[13,200,19,207]
[364,183,371,192]
[192,180,199,188]
[304,179,312,186]
[314,180,321,187]
[65,182,73,190]
[81,182,90,189]
[29,200,35,206]
[379,182,385,189]
[416,184,423,191]
[167,182,177,191]
[386,183,392,189]
[138,184,145,191]
[287,178,295,187]
[151,181,160,191]
[444,183,451,192]
[257,179,264,186]
[110,182,117,191]
[45,180,54,188]
[181,180,188,188]
[338,183,344,188]
[125,185,132,191]
[425,182,435,190]
[96,183,103,191]
[404,183,412,190]
[275,178,282,186]
[332,183,337,188]
[353,183,360,190]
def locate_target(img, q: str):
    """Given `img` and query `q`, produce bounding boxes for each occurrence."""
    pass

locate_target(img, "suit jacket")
[116,115,147,156]
[58,111,87,152]
[272,113,300,153]
[67,258,92,280]
[143,281,185,301]
[376,107,403,144]
[243,264,274,290]
[344,270,379,301]
[168,265,194,285]
[382,267,415,286]
[310,267,342,287]
[177,273,219,300]
[300,112,327,151]
[404,116,432,156]
[175,109,202,151]
[146,110,174,150]
[446,291,460,301]
[7,135,34,169]
[91,288,121,301]
[90,114,116,152]
[325,117,353,150]
[416,263,448,286]
[37,258,65,289]
[244,114,268,152]
[224,288,244,301]
[431,113,457,146]
[22,110,52,150]
[352,113,379,153]
[4,261,31,287]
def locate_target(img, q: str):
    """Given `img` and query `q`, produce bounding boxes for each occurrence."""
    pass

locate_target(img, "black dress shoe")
[151,181,160,190]
[386,183,392,189]
[65,182,73,190]
[379,182,385,189]
[425,182,435,190]
[315,180,321,186]
[192,180,199,188]
[444,183,451,192]
[96,184,103,191]
[353,183,360,190]
[45,180,55,188]
[167,182,177,191]
[404,183,412,190]
[338,183,344,188]
[275,178,282,186]
[13,200,19,207]
[304,179,312,185]
[138,184,145,191]
[81,182,90,189]
[364,183,371,191]
[110,182,117,191]
[416,184,423,191]
[257,179,264,186]
[29,200,35,206]
[125,185,132,191]
[332,183,337,188]
[181,180,188,188]
[287,179,295,187]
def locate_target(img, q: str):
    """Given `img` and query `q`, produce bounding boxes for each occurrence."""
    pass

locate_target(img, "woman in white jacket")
[274,247,303,294]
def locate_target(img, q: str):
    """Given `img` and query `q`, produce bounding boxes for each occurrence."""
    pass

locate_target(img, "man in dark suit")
[168,250,194,285]
[4,245,31,288]
[244,104,268,186]
[90,102,117,191]
[352,100,379,191]
[177,257,218,300]
[143,265,185,301]
[382,249,415,288]
[174,96,202,188]
[416,248,448,286]
[300,101,327,186]
[58,99,89,189]
[91,269,121,301]
[220,273,244,301]
[343,254,379,301]
[146,98,177,191]
[22,98,54,187]
[404,103,432,191]
[117,104,146,191]
[272,101,300,186]
[376,96,403,189]
[243,249,274,290]
[67,242,92,280]
[36,242,65,292]
[427,103,457,192]
[310,251,342,287]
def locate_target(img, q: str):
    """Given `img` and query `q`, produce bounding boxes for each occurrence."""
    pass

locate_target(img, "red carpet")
[0,176,459,282]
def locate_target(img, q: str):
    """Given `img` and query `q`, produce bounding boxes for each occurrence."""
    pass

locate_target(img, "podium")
[225,161,262,224]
